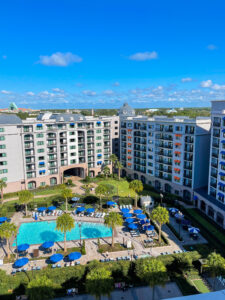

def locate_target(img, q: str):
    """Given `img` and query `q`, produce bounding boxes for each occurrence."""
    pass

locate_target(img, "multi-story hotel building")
[0,112,119,193]
[119,103,211,202]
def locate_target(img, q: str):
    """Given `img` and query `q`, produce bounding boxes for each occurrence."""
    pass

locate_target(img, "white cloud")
[212,84,225,90]
[103,89,114,95]
[129,51,158,61]
[52,88,64,93]
[82,90,96,96]
[207,44,217,50]
[38,52,82,66]
[26,91,35,96]
[1,90,11,94]
[113,82,120,87]
[181,77,192,83]
[200,80,213,88]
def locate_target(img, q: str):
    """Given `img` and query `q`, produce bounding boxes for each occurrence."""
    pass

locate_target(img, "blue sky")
[0,0,225,109]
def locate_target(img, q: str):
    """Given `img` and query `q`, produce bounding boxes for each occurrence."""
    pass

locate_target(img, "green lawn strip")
[98,243,129,253]
[192,279,210,293]
[173,275,199,296]
[97,179,136,197]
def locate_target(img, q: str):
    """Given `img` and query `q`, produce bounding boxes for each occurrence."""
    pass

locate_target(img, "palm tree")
[129,180,143,207]
[104,212,123,247]
[0,179,7,203]
[102,165,110,178]
[135,258,167,300]
[26,275,54,300]
[115,161,123,181]
[151,206,169,244]
[95,184,108,208]
[56,213,75,253]
[109,154,118,177]
[18,190,33,216]
[207,252,225,289]
[61,187,73,213]
[0,222,17,258]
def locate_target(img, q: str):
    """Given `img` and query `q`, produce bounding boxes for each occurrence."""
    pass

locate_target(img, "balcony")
[25,150,34,157]
[47,140,56,146]
[88,144,94,149]
[87,131,94,136]
[211,171,218,178]
[211,161,218,168]
[24,135,33,141]
[213,122,221,127]
[212,142,219,148]
[185,137,194,143]
[183,172,192,179]
[60,146,67,152]
[60,139,67,145]
[24,143,34,149]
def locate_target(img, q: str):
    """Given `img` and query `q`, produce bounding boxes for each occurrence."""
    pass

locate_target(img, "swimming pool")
[13,221,112,246]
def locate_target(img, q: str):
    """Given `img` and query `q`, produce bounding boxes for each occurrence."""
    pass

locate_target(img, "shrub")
[83,195,99,204]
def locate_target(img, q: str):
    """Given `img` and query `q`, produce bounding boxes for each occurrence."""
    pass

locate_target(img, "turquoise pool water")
[13,221,112,246]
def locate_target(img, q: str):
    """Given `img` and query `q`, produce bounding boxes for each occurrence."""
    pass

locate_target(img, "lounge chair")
[11,269,16,275]
[57,264,61,268]
[52,264,56,268]
[75,261,80,265]
[71,261,75,266]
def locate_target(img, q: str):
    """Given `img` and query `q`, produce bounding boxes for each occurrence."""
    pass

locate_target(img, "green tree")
[151,206,169,244]
[0,179,7,203]
[0,222,17,258]
[86,266,114,300]
[104,212,123,247]
[135,258,167,300]
[95,184,108,208]
[129,180,143,207]
[56,213,75,253]
[207,252,225,289]
[18,190,33,216]
[115,161,123,181]
[61,187,73,212]
[26,275,54,300]
[102,165,110,178]
[109,154,118,177]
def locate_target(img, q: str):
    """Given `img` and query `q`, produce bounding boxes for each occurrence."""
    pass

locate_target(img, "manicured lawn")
[98,243,129,253]
[97,179,136,197]
[192,279,210,293]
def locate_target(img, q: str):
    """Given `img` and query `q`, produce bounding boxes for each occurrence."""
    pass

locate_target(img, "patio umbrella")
[125,218,135,223]
[169,208,179,214]
[76,207,85,213]
[107,201,116,206]
[14,258,29,268]
[145,219,150,223]
[133,209,142,214]
[0,217,8,223]
[136,214,146,220]
[71,197,80,202]
[140,219,146,225]
[128,223,138,230]
[68,252,82,261]
[17,244,30,252]
[47,206,56,211]
[174,213,184,220]
[38,207,47,212]
[121,208,129,213]
[188,227,200,234]
[123,213,132,218]
[144,225,155,231]
[50,253,64,263]
[86,208,95,214]
[41,241,54,249]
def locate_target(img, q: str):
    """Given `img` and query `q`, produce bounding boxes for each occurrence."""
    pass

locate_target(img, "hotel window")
[0,169,8,174]
[96,136,102,140]
[70,159,76,164]
[40,182,46,187]
[96,143,102,147]
[96,129,102,133]
[0,161,7,166]
[37,149,44,153]
[0,153,6,157]
[70,145,76,150]
[37,141,44,146]
[0,136,5,141]
[69,132,75,135]
[70,139,75,143]
[36,133,44,138]
[0,145,6,149]
[0,128,4,132]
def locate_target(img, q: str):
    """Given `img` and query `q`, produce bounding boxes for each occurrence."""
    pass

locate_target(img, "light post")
[78,222,82,247]
[160,191,164,206]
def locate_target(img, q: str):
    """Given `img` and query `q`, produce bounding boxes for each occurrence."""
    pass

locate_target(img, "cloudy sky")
[0,0,225,109]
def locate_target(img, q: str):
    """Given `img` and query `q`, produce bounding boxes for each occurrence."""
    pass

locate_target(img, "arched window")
[27,181,36,190]
[50,177,57,186]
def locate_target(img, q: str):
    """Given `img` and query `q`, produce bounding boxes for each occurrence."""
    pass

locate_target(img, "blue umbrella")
[0,217,8,223]
[123,213,132,218]
[35,213,38,221]
[41,241,54,249]
[133,209,142,214]
[50,253,64,263]
[128,223,138,230]
[48,206,56,211]
[71,197,80,202]
[76,207,85,213]
[86,208,95,214]
[144,225,155,231]
[145,219,150,223]
[14,258,29,268]
[136,214,146,220]
[38,207,47,212]
[188,227,200,234]
[107,201,116,206]
[140,219,146,225]
[17,244,30,252]
[169,208,179,214]
[175,213,184,219]
[121,208,130,213]
[125,218,135,223]
[68,252,82,261]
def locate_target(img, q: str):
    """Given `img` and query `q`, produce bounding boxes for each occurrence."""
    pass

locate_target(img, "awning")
[220,161,225,166]
[221,151,225,155]
[221,140,225,144]
[219,172,225,176]
[36,124,43,127]
[218,182,225,187]
[222,129,225,133]
[218,192,224,197]
[39,162,45,165]
[70,123,75,126]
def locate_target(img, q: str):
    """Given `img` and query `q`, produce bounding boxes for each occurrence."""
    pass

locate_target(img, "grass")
[97,178,136,197]
[98,243,129,253]
[192,279,210,293]
[56,247,81,256]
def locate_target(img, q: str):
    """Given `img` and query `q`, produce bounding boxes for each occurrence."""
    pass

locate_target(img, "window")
[36,133,44,138]
[96,143,102,147]
[36,125,43,130]
[96,136,102,140]
[114,121,118,124]
[0,128,4,132]
[70,159,76,164]
[115,132,118,135]
[0,161,7,166]
[97,149,102,153]
[37,149,44,153]
[69,132,75,135]
[38,156,45,161]
[37,141,44,146]
[0,169,8,174]
[0,136,5,141]
[70,145,76,149]
[70,139,75,143]
[0,153,6,157]
[96,129,102,133]
[40,182,46,187]
[70,152,76,156]
[0,145,6,149]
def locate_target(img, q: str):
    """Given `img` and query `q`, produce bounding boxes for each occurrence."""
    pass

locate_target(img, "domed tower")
[118,102,135,116]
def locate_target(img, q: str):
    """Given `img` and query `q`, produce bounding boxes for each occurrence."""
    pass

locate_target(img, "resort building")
[0,112,119,193]
[119,104,211,202]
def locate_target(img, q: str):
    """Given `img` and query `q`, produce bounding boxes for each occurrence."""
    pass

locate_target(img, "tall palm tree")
[18,190,33,216]
[104,212,123,247]
[109,154,118,177]
[61,187,73,213]
[56,213,75,253]
[95,184,108,208]
[207,252,225,289]
[129,180,143,207]
[0,179,7,203]
[151,206,169,244]
[102,165,110,178]
[0,222,17,258]
[115,161,123,181]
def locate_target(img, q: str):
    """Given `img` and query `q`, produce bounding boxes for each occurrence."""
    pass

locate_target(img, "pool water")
[13,221,112,246]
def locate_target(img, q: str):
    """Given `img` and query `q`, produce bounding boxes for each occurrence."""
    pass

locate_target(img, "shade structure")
[145,219,150,223]
[174,213,184,219]
[47,206,56,211]
[68,252,82,261]
[125,218,135,223]
[107,201,116,206]
[71,197,80,202]
[86,208,95,213]
[188,227,200,234]
[128,223,138,230]
[169,208,179,214]
[17,244,30,252]
[14,258,29,268]
[181,219,191,225]
[50,253,64,263]
[123,213,132,218]
[136,214,146,220]
[133,209,142,214]
[144,225,155,231]
[76,207,85,213]
[41,241,54,249]
[140,219,146,225]
[121,208,130,213]
[0,217,8,223]
[38,207,47,212]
